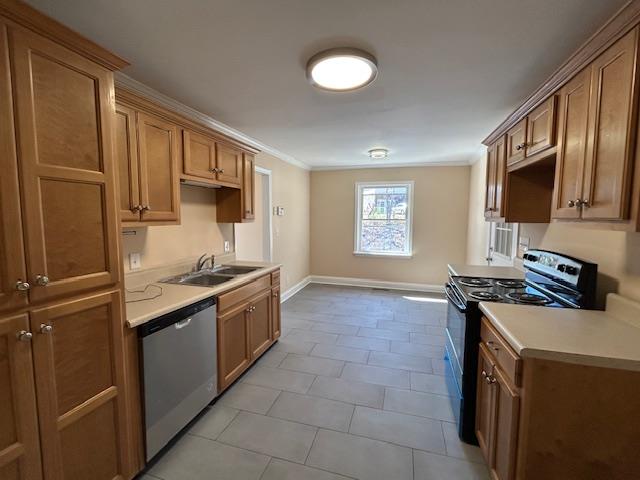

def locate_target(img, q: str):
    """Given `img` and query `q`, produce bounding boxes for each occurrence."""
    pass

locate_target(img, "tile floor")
[143,284,489,480]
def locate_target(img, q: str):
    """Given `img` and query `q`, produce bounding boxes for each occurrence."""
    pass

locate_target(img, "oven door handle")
[445,283,467,313]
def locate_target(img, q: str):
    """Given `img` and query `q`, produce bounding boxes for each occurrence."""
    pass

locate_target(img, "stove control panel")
[523,250,585,287]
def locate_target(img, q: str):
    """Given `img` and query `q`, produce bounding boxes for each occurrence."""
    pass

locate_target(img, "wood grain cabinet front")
[0,313,42,480]
[217,301,251,391]
[484,136,507,220]
[249,290,272,359]
[10,25,121,303]
[271,286,281,340]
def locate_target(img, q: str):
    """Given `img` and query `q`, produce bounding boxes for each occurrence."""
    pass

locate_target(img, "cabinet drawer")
[271,269,280,286]
[481,317,522,386]
[218,274,271,312]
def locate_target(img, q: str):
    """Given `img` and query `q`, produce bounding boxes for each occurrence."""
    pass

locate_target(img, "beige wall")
[121,185,233,273]
[465,155,640,306]
[255,152,311,293]
[466,154,490,264]
[310,166,470,286]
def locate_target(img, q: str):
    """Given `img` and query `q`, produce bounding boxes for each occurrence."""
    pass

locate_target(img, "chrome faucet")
[195,253,215,271]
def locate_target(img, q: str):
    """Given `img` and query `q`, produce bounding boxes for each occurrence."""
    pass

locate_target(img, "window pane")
[360,219,407,252]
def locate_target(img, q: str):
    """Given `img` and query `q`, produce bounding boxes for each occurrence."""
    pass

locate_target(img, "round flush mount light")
[368,148,389,159]
[306,48,378,92]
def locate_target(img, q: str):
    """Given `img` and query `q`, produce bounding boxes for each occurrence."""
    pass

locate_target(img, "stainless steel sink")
[213,266,259,275]
[161,271,235,287]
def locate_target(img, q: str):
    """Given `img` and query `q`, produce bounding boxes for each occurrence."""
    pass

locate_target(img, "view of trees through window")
[357,184,411,254]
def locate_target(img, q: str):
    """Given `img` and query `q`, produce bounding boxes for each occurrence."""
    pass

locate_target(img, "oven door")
[444,283,466,395]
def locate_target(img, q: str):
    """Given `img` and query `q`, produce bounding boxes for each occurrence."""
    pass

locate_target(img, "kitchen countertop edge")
[125,263,281,328]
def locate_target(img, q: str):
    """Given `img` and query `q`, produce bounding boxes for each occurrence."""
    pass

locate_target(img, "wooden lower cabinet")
[0,313,42,480]
[475,343,495,461]
[271,286,281,340]
[30,290,129,480]
[217,271,281,392]
[490,366,520,480]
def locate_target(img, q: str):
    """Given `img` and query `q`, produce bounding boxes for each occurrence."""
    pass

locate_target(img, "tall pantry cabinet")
[0,2,133,479]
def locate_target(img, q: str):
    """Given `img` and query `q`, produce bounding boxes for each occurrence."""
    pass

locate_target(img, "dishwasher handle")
[175,318,192,330]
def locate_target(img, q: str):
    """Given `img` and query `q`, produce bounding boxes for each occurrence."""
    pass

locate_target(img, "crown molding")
[483,0,640,146]
[114,73,310,170]
[310,158,473,171]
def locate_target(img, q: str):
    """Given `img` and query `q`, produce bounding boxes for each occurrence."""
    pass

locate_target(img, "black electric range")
[443,250,597,444]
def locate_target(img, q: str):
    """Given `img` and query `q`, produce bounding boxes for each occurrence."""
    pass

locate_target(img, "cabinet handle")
[39,324,53,334]
[486,340,499,351]
[273,292,278,298]
[131,205,143,212]
[210,167,219,173]
[15,280,30,292]
[141,205,151,211]
[578,199,590,209]
[16,330,33,342]
[35,274,49,286]
[567,200,576,208]
[485,374,497,384]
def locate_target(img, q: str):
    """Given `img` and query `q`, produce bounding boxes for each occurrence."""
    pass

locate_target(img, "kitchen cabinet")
[11,23,121,304]
[0,313,42,480]
[552,28,639,222]
[485,136,506,219]
[137,112,181,223]
[0,25,28,313]
[271,286,281,340]
[475,343,495,459]
[216,143,243,187]
[506,119,527,166]
[183,129,217,182]
[114,105,181,225]
[217,270,280,392]
[30,290,128,480]
[216,152,256,223]
[506,98,557,168]
[248,290,272,358]
[242,153,256,220]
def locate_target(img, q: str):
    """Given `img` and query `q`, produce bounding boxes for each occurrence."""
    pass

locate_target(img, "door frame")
[235,166,273,262]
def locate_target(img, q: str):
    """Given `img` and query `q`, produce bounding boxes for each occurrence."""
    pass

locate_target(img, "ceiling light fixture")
[368,148,388,159]
[306,48,378,92]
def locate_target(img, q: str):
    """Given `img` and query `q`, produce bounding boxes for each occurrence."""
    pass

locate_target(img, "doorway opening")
[234,166,272,261]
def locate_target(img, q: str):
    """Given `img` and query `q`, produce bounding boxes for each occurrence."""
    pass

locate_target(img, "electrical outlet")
[224,240,230,253]
[129,253,142,270]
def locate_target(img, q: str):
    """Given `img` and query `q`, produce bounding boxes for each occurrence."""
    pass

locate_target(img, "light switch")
[224,241,230,253]
[129,252,142,270]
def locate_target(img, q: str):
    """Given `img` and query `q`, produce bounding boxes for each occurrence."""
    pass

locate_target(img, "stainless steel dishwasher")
[139,296,218,461]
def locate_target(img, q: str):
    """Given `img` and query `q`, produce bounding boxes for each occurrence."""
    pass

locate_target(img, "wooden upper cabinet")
[114,104,141,222]
[0,313,42,480]
[506,118,527,166]
[243,153,256,220]
[216,143,243,187]
[526,96,557,157]
[0,24,28,313]
[183,129,216,182]
[582,28,639,221]
[137,112,180,223]
[552,68,591,219]
[30,290,128,480]
[249,290,271,359]
[217,302,251,391]
[10,25,120,303]
[484,143,497,219]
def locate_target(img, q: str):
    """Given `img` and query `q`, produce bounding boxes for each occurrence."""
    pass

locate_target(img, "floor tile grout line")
[257,456,274,480]
[303,428,319,465]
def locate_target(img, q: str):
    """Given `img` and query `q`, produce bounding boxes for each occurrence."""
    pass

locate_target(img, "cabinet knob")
[39,323,53,334]
[16,330,33,342]
[567,200,576,208]
[210,167,219,173]
[141,205,151,211]
[15,280,30,292]
[131,205,143,212]
[578,199,590,208]
[485,374,497,384]
[273,292,278,298]
[35,274,49,286]
[486,340,499,351]
[218,168,224,174]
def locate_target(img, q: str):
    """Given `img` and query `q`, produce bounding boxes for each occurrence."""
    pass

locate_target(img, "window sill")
[353,251,413,259]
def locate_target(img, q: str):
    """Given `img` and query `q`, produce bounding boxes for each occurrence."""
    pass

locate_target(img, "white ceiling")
[28,0,627,169]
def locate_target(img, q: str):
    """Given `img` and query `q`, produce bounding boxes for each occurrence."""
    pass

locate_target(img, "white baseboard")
[281,276,311,302]
[309,275,444,293]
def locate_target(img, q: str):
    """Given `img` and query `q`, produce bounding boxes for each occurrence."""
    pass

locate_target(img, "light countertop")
[479,294,640,371]
[125,261,281,328]
[448,263,524,279]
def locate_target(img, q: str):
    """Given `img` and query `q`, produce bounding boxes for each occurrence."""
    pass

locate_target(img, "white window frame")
[353,181,414,258]
[488,222,519,266]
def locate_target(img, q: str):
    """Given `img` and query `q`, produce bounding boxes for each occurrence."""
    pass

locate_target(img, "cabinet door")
[183,130,216,182]
[484,144,497,219]
[114,104,141,222]
[137,112,180,222]
[216,143,243,187]
[582,28,639,220]
[476,343,495,462]
[552,68,591,219]
[271,286,281,340]
[493,135,507,218]
[218,303,251,390]
[30,290,128,480]
[0,313,42,480]
[0,24,28,313]
[243,153,256,220]
[506,118,527,166]
[249,290,272,359]
[490,366,520,480]
[525,96,556,157]
[10,25,120,303]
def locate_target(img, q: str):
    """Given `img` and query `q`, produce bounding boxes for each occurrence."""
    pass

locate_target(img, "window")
[354,181,414,257]
[489,222,518,266]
